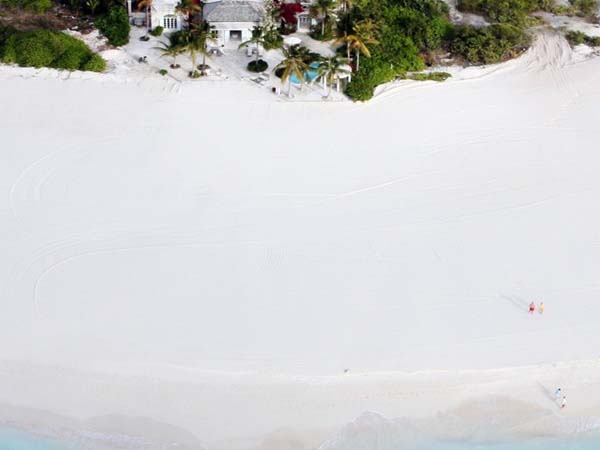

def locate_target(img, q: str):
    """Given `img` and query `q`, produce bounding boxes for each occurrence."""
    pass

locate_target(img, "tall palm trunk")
[356,50,360,71]
[191,49,196,72]
[146,6,150,30]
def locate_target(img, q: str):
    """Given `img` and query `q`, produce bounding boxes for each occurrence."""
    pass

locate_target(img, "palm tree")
[138,0,153,30]
[309,0,336,37]
[274,45,309,96]
[154,37,184,68]
[183,22,215,76]
[315,55,351,96]
[239,25,267,67]
[176,0,201,28]
[334,20,378,71]
[338,0,352,12]
[353,18,378,42]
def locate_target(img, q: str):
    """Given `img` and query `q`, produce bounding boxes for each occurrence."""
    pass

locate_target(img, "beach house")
[202,0,265,46]
[127,0,185,30]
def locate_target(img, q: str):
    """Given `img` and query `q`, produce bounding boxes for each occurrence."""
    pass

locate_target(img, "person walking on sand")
[529,301,535,314]
[555,388,562,399]
[539,302,545,314]
[561,396,567,409]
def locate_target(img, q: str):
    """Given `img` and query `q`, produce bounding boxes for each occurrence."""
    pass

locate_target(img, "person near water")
[561,396,567,409]
[529,302,535,313]
[555,388,562,398]
[539,302,545,314]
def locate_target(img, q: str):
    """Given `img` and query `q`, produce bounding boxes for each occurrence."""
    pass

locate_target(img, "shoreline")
[1,358,600,450]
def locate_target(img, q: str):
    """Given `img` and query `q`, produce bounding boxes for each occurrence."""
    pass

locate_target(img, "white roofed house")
[202,0,264,47]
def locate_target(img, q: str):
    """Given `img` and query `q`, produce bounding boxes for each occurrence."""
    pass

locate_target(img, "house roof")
[203,0,264,23]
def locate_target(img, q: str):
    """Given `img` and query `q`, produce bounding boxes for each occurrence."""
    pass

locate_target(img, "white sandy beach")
[1,30,600,449]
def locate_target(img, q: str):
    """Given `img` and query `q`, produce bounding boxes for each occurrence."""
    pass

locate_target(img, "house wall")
[151,10,184,30]
[148,0,184,30]
[210,22,258,46]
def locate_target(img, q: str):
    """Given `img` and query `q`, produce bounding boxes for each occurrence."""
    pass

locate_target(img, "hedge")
[96,6,130,47]
[0,26,106,72]
[247,59,268,72]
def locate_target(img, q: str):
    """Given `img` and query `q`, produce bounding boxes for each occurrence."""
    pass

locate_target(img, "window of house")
[163,15,177,29]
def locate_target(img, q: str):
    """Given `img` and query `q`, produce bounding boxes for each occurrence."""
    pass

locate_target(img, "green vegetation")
[159,68,168,75]
[247,59,268,72]
[458,0,599,22]
[457,0,553,25]
[150,26,164,37]
[0,25,106,71]
[568,0,600,17]
[309,0,336,40]
[96,6,130,46]
[565,30,600,46]
[0,0,52,12]
[406,71,452,82]
[450,24,530,64]
[342,0,451,101]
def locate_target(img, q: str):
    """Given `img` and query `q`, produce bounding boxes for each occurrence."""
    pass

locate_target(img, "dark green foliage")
[0,0,53,13]
[343,0,446,101]
[0,26,106,71]
[168,30,188,47]
[407,71,452,81]
[345,55,397,101]
[457,0,553,25]
[150,26,164,37]
[566,30,600,46]
[263,29,283,50]
[310,28,334,41]
[569,0,599,17]
[82,52,107,71]
[159,68,168,75]
[247,59,268,72]
[96,6,130,46]
[450,24,530,64]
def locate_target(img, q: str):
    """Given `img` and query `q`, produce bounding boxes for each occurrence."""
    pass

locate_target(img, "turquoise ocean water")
[2,427,600,450]
[0,428,79,450]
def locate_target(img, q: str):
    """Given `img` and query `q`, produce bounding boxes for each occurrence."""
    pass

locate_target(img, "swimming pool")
[290,62,319,85]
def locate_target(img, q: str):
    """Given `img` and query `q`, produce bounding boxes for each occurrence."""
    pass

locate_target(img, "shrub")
[566,30,588,45]
[82,53,107,71]
[263,29,283,50]
[139,35,150,41]
[96,6,130,47]
[450,24,530,64]
[0,27,106,72]
[150,26,164,37]
[566,29,600,46]
[247,59,268,72]
[0,0,53,13]
[310,28,334,41]
[457,0,553,25]
[407,71,452,81]
[344,55,398,101]
[569,0,599,17]
[159,68,168,75]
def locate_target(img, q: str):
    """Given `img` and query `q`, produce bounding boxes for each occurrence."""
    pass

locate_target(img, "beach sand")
[1,31,600,449]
